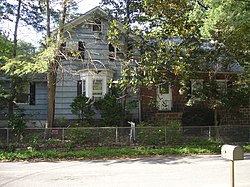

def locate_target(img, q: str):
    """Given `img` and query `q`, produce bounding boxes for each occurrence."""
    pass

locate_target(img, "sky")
[2,0,102,46]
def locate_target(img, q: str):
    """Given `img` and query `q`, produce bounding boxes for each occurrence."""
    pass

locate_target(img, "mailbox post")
[221,145,244,187]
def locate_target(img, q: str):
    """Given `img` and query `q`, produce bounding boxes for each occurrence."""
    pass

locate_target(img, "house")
[0,7,249,127]
[140,40,250,126]
[0,6,140,127]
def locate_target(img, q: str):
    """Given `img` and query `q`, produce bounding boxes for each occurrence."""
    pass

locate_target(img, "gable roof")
[64,6,108,29]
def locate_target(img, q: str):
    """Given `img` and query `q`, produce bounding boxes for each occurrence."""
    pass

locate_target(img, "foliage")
[136,121,183,145]
[65,128,114,146]
[8,109,26,141]
[94,94,123,126]
[182,106,214,126]
[70,95,95,123]
[0,84,8,111]
[0,144,224,161]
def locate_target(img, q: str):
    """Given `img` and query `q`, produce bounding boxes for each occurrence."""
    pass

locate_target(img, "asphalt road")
[0,154,250,187]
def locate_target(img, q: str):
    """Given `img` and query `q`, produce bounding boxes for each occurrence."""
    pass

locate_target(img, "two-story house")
[1,6,249,127]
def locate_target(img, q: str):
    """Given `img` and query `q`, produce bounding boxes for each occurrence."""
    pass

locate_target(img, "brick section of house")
[140,85,186,122]
[219,107,250,126]
[140,85,250,126]
[172,87,187,112]
[140,86,157,121]
[155,112,183,123]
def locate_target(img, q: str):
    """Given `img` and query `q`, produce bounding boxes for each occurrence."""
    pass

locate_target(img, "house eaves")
[64,6,108,29]
[59,6,141,42]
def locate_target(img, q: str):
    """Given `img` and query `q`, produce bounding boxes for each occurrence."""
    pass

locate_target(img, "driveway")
[0,154,250,187]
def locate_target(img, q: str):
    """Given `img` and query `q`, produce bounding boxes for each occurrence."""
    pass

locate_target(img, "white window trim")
[157,84,172,111]
[80,69,114,100]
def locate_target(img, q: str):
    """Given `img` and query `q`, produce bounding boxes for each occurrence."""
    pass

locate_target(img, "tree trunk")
[120,0,131,126]
[214,107,220,140]
[46,0,68,129]
[8,0,22,119]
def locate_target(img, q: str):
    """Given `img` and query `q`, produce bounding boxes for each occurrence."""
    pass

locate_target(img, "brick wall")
[140,85,250,126]
[140,85,186,121]
[219,106,250,126]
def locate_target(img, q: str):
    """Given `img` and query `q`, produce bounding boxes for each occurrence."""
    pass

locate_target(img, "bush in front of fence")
[136,121,183,145]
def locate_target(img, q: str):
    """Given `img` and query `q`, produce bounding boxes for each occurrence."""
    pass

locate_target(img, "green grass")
[0,145,222,161]
[1,141,249,161]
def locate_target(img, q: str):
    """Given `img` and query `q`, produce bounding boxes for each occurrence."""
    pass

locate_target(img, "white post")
[128,121,136,144]
[115,127,118,143]
[231,160,235,187]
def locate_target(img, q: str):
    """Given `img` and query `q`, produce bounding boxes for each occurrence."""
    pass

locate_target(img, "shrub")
[8,109,26,142]
[136,121,183,145]
[70,95,95,123]
[94,94,123,126]
[165,121,182,144]
[136,122,165,145]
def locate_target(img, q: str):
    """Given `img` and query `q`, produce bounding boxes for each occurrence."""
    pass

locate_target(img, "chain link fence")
[0,125,250,148]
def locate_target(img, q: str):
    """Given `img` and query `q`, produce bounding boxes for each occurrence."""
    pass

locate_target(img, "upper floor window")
[109,44,124,61]
[92,20,102,32]
[60,41,85,60]
[78,41,85,60]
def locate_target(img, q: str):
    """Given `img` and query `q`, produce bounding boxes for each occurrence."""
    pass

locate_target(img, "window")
[92,20,102,32]
[191,79,203,93]
[159,83,170,94]
[60,41,85,59]
[157,83,172,111]
[79,70,114,101]
[77,80,86,96]
[16,83,36,105]
[30,83,36,105]
[93,80,103,100]
[60,42,66,59]
[216,80,227,92]
[78,41,85,59]
[109,44,124,61]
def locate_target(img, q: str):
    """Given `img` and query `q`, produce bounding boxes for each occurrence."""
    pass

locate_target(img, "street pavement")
[0,154,250,187]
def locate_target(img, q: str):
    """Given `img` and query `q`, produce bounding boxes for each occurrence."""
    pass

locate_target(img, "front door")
[157,83,172,111]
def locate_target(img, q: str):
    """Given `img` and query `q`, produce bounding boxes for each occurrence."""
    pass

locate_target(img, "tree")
[45,0,79,128]
[0,0,48,119]
[104,0,200,87]
[180,0,250,127]
[94,94,123,126]
[70,95,95,123]
[101,0,142,124]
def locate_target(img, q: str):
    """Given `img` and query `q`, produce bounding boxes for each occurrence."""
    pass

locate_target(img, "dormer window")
[92,20,102,32]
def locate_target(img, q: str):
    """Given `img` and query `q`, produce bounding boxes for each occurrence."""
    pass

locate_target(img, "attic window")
[93,20,102,32]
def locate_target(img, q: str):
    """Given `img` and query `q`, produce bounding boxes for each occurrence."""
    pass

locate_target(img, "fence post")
[165,127,167,145]
[62,128,65,142]
[6,128,9,146]
[115,127,118,143]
